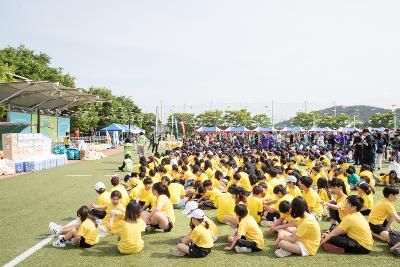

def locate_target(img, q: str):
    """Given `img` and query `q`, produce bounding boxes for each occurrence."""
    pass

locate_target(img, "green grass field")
[0,151,399,267]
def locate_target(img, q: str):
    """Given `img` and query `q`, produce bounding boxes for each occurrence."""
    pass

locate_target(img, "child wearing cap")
[90,182,110,219]
[181,201,218,241]
[285,176,302,198]
[171,209,213,257]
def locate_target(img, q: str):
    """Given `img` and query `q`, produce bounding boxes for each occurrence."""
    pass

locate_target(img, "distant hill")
[276,105,398,127]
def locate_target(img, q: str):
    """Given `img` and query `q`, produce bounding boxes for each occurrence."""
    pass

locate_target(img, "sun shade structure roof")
[0,81,106,111]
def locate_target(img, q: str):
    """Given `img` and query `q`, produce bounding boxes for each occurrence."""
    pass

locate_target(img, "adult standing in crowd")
[391,132,400,163]
[137,132,148,157]
[353,131,363,165]
[362,129,376,170]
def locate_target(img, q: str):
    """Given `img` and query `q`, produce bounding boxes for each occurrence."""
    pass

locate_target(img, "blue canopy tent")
[253,126,275,133]
[99,123,126,132]
[195,126,222,133]
[224,126,252,133]
[122,124,145,134]
[369,127,386,132]
[280,127,304,132]
[308,126,333,132]
[338,127,359,132]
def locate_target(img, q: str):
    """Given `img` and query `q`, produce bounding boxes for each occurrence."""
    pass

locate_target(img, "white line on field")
[65,174,93,177]
[2,235,54,267]
[3,219,76,267]
[103,173,118,177]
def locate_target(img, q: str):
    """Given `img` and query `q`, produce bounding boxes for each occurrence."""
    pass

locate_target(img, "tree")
[368,112,395,129]
[291,112,317,128]
[0,45,75,87]
[196,110,224,128]
[332,114,351,128]
[223,109,252,128]
[317,115,336,128]
[0,62,15,82]
[137,113,156,135]
[251,114,272,128]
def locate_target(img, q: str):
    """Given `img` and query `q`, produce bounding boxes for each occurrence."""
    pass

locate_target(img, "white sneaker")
[49,222,61,237]
[275,248,292,258]
[170,247,186,256]
[213,236,219,242]
[98,225,108,238]
[260,220,273,227]
[52,238,66,248]
[235,246,252,253]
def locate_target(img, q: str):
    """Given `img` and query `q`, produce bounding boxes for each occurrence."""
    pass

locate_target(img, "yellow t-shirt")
[204,215,218,238]
[311,173,321,186]
[359,170,374,181]
[247,195,264,223]
[205,168,214,178]
[138,187,153,202]
[111,219,146,254]
[302,188,323,217]
[237,215,264,250]
[168,183,185,205]
[197,173,209,183]
[239,172,252,191]
[145,194,157,209]
[210,177,221,189]
[77,219,99,245]
[97,191,111,206]
[318,189,331,203]
[183,170,194,180]
[215,192,235,223]
[274,194,294,211]
[369,198,396,225]
[269,178,285,190]
[190,223,214,248]
[359,192,374,210]
[280,212,297,223]
[156,194,175,223]
[338,212,373,250]
[296,213,321,255]
[288,186,303,198]
[335,194,348,220]
[205,188,220,205]
[110,185,130,206]
[103,202,126,230]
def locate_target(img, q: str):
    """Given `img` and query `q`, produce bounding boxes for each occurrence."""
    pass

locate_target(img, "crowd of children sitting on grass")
[49,136,400,258]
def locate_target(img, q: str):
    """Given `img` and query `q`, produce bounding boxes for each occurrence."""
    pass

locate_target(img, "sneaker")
[274,248,292,258]
[98,226,108,238]
[322,243,345,254]
[213,236,219,243]
[49,222,61,237]
[154,228,165,232]
[52,238,66,248]
[392,248,400,258]
[145,225,156,233]
[260,220,273,227]
[170,247,186,257]
[235,246,252,253]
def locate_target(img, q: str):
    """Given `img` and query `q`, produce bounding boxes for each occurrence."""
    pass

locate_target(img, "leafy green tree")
[196,110,224,128]
[223,109,252,128]
[368,111,395,129]
[292,112,316,128]
[251,114,272,128]
[0,45,75,87]
[0,62,15,82]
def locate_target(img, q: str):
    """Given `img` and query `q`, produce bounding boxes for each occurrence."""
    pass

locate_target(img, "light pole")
[392,105,397,131]
[353,109,359,127]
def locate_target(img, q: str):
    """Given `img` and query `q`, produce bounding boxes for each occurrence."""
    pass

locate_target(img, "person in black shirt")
[353,131,363,165]
[361,129,376,170]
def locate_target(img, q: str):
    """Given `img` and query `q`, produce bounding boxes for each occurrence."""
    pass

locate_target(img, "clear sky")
[1,0,399,122]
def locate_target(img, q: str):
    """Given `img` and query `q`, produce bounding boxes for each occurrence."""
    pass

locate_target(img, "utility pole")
[272,100,274,128]
[304,100,307,113]
[334,101,337,116]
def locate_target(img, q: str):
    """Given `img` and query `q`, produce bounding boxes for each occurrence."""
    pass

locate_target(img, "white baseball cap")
[188,209,205,220]
[182,201,199,215]
[284,176,297,183]
[95,182,106,191]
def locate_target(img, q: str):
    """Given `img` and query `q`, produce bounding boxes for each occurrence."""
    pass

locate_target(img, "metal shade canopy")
[0,81,105,111]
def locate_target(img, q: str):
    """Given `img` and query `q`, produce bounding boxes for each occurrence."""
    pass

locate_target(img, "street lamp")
[353,109,359,127]
[391,105,397,131]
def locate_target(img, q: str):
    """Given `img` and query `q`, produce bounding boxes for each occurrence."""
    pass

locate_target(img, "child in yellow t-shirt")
[356,182,374,215]
[171,209,213,257]
[52,206,99,248]
[197,180,219,209]
[268,200,297,235]
[111,200,146,254]
[138,178,154,207]
[369,186,400,242]
[317,177,331,217]
[247,186,264,223]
